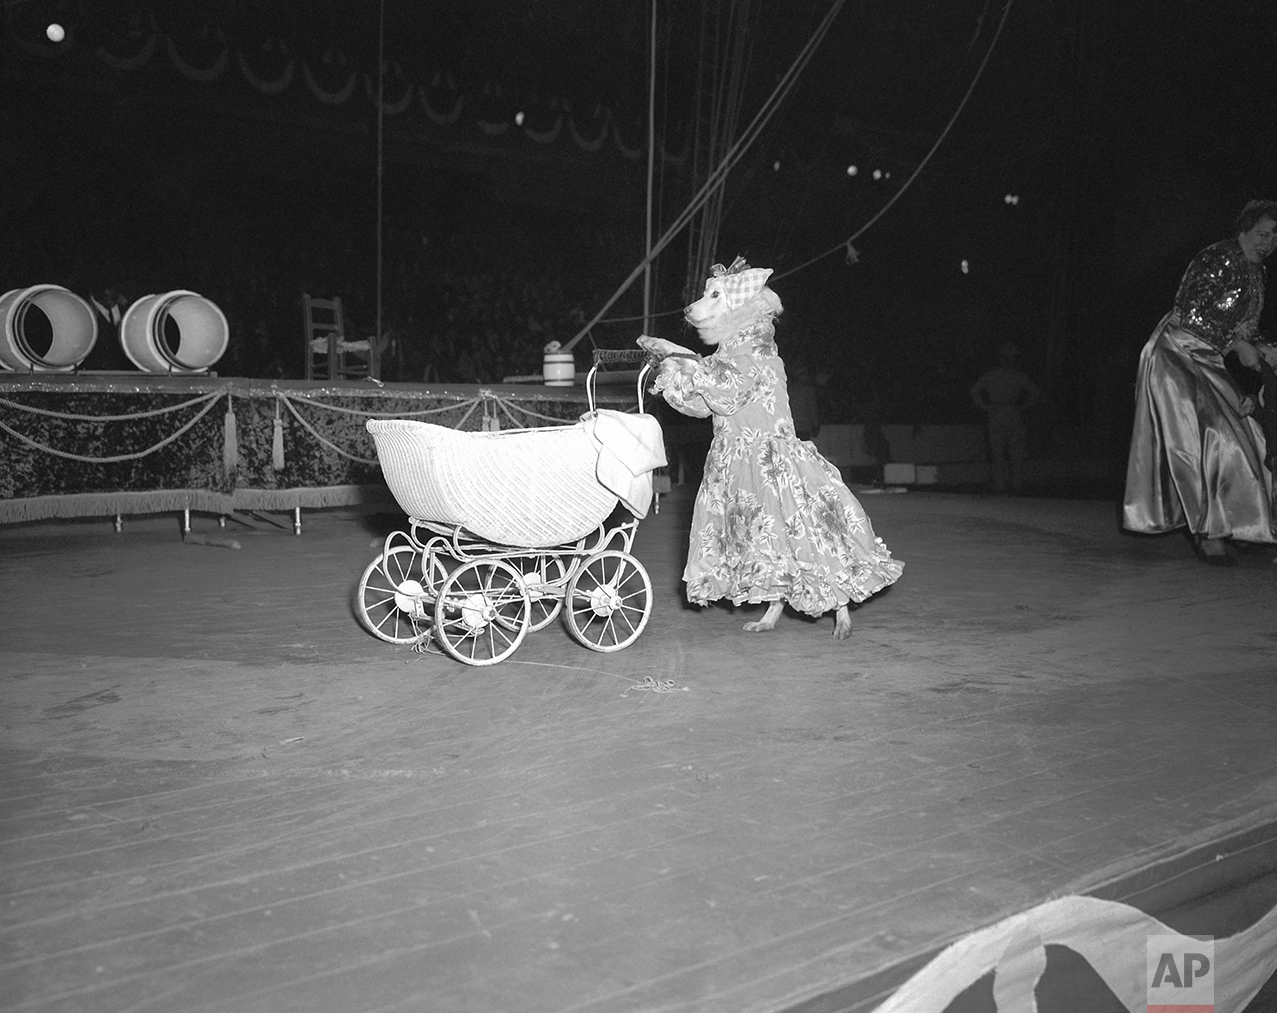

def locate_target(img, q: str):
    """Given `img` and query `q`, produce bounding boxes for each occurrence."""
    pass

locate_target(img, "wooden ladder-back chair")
[302,294,380,381]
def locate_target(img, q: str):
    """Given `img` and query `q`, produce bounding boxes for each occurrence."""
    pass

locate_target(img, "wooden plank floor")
[3,489,1277,1012]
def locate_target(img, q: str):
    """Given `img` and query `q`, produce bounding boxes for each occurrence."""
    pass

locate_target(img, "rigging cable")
[773,0,1014,283]
[561,0,845,352]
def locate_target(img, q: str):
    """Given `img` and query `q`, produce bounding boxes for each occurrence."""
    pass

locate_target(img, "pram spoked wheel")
[565,550,652,652]
[510,554,567,632]
[357,546,447,644]
[434,559,532,666]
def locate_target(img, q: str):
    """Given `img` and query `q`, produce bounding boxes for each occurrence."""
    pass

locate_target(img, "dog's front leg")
[743,601,784,632]
[638,335,698,359]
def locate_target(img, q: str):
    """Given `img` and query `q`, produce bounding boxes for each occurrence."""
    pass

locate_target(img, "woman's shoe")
[1194,536,1236,566]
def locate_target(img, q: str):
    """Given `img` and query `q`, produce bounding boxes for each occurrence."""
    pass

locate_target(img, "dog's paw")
[743,601,783,632]
[832,606,853,640]
[660,356,696,377]
[638,335,695,358]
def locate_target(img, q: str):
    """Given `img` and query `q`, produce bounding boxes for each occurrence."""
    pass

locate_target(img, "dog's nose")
[683,304,694,315]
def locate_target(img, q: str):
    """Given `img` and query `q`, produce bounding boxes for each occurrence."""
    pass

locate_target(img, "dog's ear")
[745,287,782,318]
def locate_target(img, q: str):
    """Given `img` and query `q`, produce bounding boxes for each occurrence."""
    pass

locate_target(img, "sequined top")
[1173,239,1265,351]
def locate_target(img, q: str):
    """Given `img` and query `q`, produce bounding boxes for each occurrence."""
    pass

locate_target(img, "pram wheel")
[357,546,446,644]
[434,559,531,666]
[510,554,567,632]
[565,550,652,652]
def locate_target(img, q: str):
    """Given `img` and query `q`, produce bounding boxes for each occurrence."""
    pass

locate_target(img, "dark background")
[3,0,1275,470]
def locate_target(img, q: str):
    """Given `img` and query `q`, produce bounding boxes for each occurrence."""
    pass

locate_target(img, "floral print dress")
[653,315,903,615]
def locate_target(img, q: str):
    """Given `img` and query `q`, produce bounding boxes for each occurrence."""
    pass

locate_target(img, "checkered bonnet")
[709,256,773,310]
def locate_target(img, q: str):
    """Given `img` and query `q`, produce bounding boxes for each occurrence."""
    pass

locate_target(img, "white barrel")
[543,340,575,386]
[0,285,99,372]
[119,290,228,373]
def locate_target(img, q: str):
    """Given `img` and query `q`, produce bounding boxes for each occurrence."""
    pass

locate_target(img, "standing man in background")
[970,341,1041,494]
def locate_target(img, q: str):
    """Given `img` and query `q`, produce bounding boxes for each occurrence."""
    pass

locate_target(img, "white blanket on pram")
[582,410,667,518]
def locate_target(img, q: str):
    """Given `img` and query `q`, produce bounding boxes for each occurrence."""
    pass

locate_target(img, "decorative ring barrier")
[871,893,1277,1013]
[120,290,229,374]
[0,379,634,527]
[0,285,99,372]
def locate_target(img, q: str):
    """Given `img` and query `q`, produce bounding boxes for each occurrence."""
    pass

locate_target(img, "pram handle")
[586,349,654,415]
[592,348,648,364]
[592,347,696,364]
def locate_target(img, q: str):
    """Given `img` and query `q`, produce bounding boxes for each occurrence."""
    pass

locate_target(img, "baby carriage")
[357,351,666,666]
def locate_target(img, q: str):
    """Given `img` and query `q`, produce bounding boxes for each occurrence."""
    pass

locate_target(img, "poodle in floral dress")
[638,257,903,638]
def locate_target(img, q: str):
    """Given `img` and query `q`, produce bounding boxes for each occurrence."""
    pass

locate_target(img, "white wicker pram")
[369,419,621,548]
[357,355,666,665]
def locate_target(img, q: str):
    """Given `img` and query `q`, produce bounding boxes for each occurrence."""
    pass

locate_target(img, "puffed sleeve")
[651,351,764,419]
[1174,243,1254,351]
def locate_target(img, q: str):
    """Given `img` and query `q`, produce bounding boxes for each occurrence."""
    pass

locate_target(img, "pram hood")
[367,411,665,548]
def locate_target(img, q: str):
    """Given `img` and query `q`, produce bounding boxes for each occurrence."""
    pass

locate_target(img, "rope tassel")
[223,393,238,475]
[482,398,500,432]
[272,399,285,471]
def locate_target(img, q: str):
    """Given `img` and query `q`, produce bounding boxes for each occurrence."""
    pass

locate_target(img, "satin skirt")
[1123,312,1274,541]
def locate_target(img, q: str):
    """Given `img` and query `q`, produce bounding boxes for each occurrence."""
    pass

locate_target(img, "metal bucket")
[543,341,575,386]
[0,284,99,372]
[120,290,229,373]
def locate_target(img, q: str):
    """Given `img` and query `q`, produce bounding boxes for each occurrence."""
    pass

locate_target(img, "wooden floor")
[3,488,1277,1013]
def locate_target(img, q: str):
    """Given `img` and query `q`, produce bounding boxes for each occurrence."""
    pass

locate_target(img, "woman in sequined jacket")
[1123,200,1277,564]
